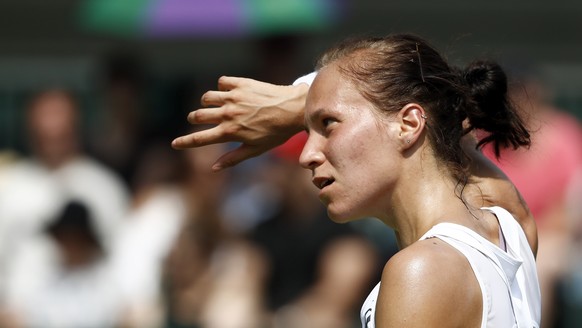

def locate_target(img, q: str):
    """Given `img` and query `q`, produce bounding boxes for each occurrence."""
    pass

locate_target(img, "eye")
[322,117,336,128]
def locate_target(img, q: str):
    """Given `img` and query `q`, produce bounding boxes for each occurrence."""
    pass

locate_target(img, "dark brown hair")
[316,33,530,185]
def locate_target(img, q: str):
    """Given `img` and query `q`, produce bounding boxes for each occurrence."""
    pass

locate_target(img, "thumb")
[211,145,268,171]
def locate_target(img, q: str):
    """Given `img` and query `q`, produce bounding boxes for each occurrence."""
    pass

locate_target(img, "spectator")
[24,88,130,248]
[1,201,127,328]
[0,88,132,327]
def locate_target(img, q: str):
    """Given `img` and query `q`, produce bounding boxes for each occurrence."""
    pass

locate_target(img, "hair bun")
[462,60,508,112]
[460,60,509,133]
[461,60,530,156]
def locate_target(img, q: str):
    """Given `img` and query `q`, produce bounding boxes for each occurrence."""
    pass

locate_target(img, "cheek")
[335,131,393,172]
[336,136,399,198]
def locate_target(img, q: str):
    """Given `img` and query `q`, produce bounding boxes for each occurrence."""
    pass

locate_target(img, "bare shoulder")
[375,238,482,327]
[479,175,538,256]
[468,149,538,256]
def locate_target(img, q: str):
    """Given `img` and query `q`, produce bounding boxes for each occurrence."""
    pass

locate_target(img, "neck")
[379,148,474,249]
[393,181,472,248]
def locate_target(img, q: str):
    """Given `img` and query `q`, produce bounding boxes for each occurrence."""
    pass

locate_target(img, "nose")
[299,134,325,170]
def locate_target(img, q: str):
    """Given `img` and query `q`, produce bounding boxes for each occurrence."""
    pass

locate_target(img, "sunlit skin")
[300,61,497,239]
[299,61,497,327]
[299,64,403,224]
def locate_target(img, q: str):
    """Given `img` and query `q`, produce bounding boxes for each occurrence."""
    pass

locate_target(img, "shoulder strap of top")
[481,206,540,328]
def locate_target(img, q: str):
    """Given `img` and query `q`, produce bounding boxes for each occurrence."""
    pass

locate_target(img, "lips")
[312,176,335,190]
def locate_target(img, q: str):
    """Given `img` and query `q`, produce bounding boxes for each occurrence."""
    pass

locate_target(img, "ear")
[397,103,427,149]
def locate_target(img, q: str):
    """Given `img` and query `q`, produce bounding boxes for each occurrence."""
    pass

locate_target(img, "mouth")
[313,177,335,190]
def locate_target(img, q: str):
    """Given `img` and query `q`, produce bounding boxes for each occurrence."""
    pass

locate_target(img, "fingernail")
[212,163,222,171]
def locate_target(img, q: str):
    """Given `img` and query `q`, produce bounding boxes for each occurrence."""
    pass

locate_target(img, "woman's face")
[300,63,404,223]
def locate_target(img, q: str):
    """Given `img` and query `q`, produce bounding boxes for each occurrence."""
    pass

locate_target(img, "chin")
[326,208,360,224]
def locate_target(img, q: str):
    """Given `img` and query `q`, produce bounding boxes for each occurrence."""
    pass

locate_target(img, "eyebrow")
[304,107,325,128]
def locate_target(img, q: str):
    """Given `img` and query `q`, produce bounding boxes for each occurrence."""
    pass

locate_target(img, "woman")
[171,58,537,258]
[175,34,541,327]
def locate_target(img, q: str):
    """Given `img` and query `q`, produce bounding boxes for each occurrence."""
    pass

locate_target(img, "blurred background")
[0,0,581,327]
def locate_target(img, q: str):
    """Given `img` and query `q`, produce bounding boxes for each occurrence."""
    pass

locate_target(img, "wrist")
[287,83,310,132]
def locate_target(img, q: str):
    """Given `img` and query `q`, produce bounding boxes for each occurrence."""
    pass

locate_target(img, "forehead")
[305,64,371,119]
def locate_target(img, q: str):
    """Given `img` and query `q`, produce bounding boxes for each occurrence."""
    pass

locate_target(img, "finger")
[171,127,230,149]
[187,107,224,124]
[212,145,266,171]
[217,76,245,91]
[200,90,230,107]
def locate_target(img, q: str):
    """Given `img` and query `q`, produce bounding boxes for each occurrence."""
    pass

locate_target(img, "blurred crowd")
[0,41,390,328]
[1,46,582,328]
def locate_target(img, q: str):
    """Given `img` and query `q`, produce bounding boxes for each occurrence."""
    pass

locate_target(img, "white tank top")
[359,206,541,328]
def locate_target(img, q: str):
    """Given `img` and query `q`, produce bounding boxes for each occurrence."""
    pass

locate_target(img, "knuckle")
[223,124,241,136]
[187,110,199,122]
[200,93,209,105]
[222,104,238,119]
[227,90,240,102]
[236,77,249,88]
